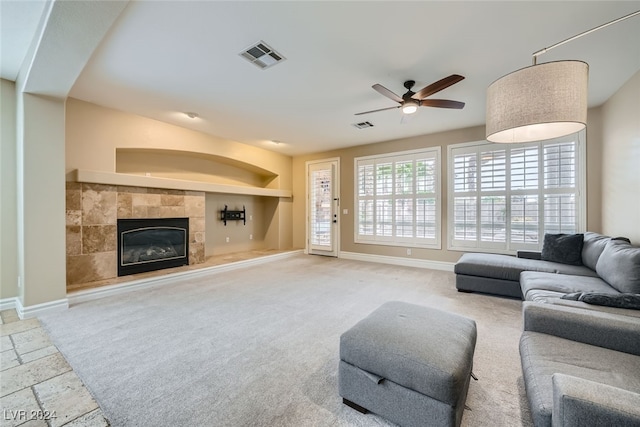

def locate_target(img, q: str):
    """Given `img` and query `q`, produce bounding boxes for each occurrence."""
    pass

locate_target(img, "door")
[307,159,339,256]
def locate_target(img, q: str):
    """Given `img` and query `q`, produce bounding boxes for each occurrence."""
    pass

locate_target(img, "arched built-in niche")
[115,148,279,189]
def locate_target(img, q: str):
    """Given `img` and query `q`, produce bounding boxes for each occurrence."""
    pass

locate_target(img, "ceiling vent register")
[240,41,285,69]
[352,121,374,129]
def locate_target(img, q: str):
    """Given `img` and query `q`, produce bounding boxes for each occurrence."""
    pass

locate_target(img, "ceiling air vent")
[352,121,374,129]
[240,41,286,70]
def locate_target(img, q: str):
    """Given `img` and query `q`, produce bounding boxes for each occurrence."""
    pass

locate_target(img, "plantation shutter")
[355,148,441,248]
[449,134,582,252]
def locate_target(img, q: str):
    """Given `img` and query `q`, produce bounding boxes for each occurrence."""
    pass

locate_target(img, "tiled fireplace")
[66,183,205,285]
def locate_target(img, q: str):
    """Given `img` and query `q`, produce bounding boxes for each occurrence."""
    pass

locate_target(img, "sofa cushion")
[596,239,640,293]
[520,332,640,427]
[581,232,611,270]
[561,292,640,310]
[543,297,640,318]
[541,233,584,265]
[455,253,598,283]
[520,271,617,301]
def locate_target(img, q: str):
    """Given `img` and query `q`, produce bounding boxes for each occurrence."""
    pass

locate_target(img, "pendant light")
[486,10,639,143]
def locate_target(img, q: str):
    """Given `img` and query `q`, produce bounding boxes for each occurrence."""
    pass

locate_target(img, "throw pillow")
[561,292,640,310]
[595,239,640,294]
[541,233,584,266]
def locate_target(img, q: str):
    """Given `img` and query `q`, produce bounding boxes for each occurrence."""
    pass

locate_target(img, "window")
[355,148,441,248]
[448,132,584,252]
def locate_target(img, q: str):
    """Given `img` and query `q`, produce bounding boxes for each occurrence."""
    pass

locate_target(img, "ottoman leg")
[343,398,369,414]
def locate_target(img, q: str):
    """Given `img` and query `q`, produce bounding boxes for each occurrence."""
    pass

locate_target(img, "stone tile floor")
[0,309,109,427]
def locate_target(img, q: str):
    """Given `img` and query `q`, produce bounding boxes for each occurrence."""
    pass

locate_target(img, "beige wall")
[65,99,294,256]
[1,79,18,300]
[601,70,640,243]
[18,93,67,307]
[293,116,607,263]
[293,126,487,263]
[585,106,603,233]
[66,98,292,187]
[205,194,270,255]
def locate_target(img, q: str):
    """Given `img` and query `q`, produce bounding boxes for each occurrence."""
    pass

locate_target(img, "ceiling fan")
[355,74,465,116]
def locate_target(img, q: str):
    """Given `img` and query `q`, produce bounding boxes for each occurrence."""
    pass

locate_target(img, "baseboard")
[339,251,455,272]
[0,297,18,311]
[68,250,304,305]
[16,298,69,319]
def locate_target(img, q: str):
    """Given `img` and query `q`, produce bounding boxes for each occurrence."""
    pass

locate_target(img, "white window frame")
[354,147,441,249]
[447,131,586,254]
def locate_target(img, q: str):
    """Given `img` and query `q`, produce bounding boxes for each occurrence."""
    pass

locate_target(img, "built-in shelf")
[69,170,292,198]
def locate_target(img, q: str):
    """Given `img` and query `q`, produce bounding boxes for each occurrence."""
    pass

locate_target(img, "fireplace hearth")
[117,218,189,276]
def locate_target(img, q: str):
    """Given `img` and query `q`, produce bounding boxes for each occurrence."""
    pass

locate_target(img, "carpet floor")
[41,254,533,426]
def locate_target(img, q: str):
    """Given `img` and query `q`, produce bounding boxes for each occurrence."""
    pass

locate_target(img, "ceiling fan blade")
[372,84,403,103]
[355,105,401,115]
[420,99,465,109]
[411,74,465,100]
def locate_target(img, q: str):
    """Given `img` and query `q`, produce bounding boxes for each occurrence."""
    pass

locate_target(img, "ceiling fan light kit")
[485,9,640,144]
[402,100,419,114]
[355,75,466,116]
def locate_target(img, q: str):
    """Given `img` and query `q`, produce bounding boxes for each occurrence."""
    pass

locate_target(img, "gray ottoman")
[339,301,477,427]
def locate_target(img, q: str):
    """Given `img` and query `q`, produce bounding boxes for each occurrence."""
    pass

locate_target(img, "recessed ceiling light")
[184,112,199,119]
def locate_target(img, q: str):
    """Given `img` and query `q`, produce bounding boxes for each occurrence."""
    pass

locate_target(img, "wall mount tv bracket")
[221,205,246,226]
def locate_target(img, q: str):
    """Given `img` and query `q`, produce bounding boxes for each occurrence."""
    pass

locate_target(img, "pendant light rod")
[532,9,640,65]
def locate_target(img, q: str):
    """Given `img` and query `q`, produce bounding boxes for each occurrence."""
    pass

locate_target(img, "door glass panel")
[310,168,332,247]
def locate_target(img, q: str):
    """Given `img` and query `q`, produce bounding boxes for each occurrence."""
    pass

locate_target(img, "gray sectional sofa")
[454,232,640,300]
[520,302,640,427]
[453,232,640,426]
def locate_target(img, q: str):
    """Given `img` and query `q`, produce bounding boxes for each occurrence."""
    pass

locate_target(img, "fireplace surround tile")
[66,182,81,210]
[66,226,81,256]
[160,194,184,206]
[190,217,205,233]
[82,184,117,226]
[82,225,117,254]
[189,242,205,264]
[131,193,161,207]
[66,210,81,226]
[117,192,133,218]
[132,205,148,218]
[184,194,205,217]
[67,252,117,285]
[66,182,205,286]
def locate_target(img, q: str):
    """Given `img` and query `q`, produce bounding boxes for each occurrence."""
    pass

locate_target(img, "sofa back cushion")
[581,232,611,270]
[595,239,640,293]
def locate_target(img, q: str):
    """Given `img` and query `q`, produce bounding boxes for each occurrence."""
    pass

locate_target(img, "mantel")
[69,170,292,198]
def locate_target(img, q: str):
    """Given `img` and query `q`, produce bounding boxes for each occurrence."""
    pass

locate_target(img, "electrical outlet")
[343,209,348,215]
[407,249,412,256]
[249,234,253,240]
[225,237,230,243]
[17,276,22,289]
[249,215,253,221]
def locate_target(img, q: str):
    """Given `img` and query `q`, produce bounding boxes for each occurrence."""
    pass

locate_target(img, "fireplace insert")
[117,217,189,276]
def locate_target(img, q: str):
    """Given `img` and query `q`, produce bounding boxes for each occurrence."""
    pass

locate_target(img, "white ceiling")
[3,1,640,156]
